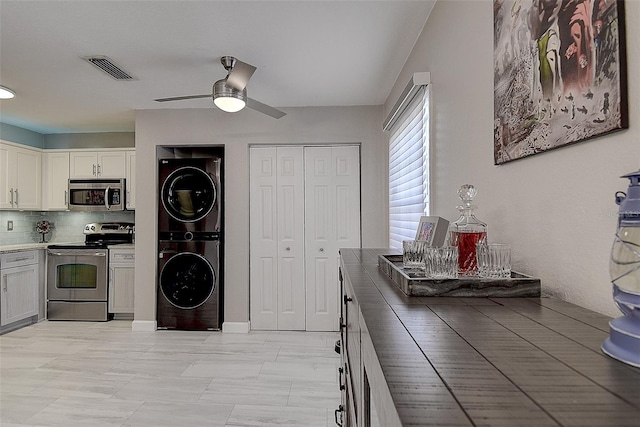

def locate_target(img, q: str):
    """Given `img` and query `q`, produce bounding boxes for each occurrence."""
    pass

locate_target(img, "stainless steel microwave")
[68,179,126,211]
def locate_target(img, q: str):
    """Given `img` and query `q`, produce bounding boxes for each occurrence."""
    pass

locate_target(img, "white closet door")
[305,146,360,331]
[249,148,279,330]
[250,147,305,330]
[276,147,305,330]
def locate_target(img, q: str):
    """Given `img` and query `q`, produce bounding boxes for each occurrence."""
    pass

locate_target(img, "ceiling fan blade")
[226,59,256,91]
[154,94,211,102]
[247,97,286,119]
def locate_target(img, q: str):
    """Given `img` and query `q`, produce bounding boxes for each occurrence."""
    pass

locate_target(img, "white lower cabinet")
[109,248,135,314]
[0,251,39,327]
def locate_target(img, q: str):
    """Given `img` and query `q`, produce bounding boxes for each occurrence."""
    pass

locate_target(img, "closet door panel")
[276,147,305,330]
[333,146,361,247]
[305,146,360,331]
[250,148,278,330]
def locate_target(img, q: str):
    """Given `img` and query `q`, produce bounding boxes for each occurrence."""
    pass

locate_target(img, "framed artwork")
[493,0,628,164]
[415,216,449,246]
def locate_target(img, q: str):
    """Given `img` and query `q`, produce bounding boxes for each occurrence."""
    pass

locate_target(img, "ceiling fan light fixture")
[213,79,246,113]
[0,85,15,99]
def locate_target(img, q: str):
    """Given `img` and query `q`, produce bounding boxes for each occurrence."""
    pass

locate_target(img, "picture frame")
[415,216,449,247]
[493,0,628,164]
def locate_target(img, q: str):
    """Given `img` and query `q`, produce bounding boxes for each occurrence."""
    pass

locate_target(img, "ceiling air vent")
[82,55,135,80]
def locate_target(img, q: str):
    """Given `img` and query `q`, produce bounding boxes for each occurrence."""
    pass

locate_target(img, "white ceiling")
[0,1,435,134]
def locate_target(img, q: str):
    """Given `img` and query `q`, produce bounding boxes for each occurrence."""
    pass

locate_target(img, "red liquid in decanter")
[450,231,486,275]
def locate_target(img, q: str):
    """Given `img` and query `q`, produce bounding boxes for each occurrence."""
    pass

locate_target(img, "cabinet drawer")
[0,250,39,268]
[109,249,135,264]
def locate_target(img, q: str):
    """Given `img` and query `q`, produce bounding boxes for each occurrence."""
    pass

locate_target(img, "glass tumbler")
[424,246,459,279]
[402,240,427,270]
[476,243,511,278]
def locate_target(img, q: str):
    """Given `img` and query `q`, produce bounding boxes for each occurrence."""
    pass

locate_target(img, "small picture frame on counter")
[415,216,449,247]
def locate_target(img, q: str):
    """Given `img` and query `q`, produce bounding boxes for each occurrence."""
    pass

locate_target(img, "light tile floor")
[0,320,341,426]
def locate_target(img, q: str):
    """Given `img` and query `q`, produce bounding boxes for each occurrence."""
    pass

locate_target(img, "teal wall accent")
[45,132,135,149]
[0,122,134,149]
[0,122,45,148]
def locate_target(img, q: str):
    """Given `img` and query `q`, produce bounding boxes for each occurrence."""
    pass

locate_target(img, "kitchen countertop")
[0,242,59,253]
[108,243,135,249]
[0,242,135,253]
[340,248,640,426]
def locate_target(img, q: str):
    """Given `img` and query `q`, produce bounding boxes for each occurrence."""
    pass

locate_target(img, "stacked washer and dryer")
[157,153,223,330]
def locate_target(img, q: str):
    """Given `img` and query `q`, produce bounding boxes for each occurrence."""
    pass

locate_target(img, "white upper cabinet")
[0,141,42,210]
[69,150,126,179]
[125,150,136,209]
[1,142,134,211]
[42,151,70,210]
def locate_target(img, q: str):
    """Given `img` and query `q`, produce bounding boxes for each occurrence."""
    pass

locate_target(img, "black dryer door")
[161,166,217,223]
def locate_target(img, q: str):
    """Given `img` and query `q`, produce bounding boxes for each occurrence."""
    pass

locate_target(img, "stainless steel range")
[47,222,134,321]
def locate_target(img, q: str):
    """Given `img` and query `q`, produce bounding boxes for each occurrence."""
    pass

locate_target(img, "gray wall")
[134,106,388,326]
[384,0,640,317]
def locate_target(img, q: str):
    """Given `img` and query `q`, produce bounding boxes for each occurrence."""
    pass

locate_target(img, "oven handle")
[105,186,111,210]
[48,250,107,257]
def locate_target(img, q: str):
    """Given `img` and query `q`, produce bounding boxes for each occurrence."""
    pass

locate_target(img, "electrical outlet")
[7,220,13,231]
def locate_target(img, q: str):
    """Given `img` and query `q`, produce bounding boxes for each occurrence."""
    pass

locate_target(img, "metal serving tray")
[378,254,541,297]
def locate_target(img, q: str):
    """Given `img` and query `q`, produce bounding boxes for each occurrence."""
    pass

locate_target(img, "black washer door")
[160,253,215,309]
[161,166,216,223]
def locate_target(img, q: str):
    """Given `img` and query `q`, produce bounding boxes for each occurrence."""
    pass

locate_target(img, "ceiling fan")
[154,56,286,119]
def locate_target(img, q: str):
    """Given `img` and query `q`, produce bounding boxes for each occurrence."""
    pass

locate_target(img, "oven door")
[47,248,108,301]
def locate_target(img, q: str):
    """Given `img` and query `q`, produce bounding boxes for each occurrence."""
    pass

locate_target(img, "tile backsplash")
[0,210,135,245]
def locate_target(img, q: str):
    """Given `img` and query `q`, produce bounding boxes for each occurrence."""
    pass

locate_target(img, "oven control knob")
[184,231,194,241]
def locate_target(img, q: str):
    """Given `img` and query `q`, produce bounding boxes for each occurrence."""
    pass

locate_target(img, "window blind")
[389,86,429,249]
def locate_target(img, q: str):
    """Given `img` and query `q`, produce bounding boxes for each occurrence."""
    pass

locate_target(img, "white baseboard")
[131,320,157,332]
[222,321,250,334]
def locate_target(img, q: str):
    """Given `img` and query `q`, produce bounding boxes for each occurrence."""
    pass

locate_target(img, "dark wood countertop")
[340,248,640,426]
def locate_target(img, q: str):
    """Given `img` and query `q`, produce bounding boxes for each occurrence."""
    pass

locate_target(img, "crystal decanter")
[449,184,487,276]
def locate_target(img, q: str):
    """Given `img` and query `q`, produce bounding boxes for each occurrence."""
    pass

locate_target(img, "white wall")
[385,0,640,317]
[134,106,388,324]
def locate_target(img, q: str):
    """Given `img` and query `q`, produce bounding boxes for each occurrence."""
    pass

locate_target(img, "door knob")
[285,247,291,251]
[319,248,324,252]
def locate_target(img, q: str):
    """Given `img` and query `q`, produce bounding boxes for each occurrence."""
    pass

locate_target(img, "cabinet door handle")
[93,164,97,176]
[14,188,18,205]
[9,188,13,206]
[334,405,344,427]
[97,164,101,176]
[2,274,7,292]
[64,190,68,206]
[109,267,113,285]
